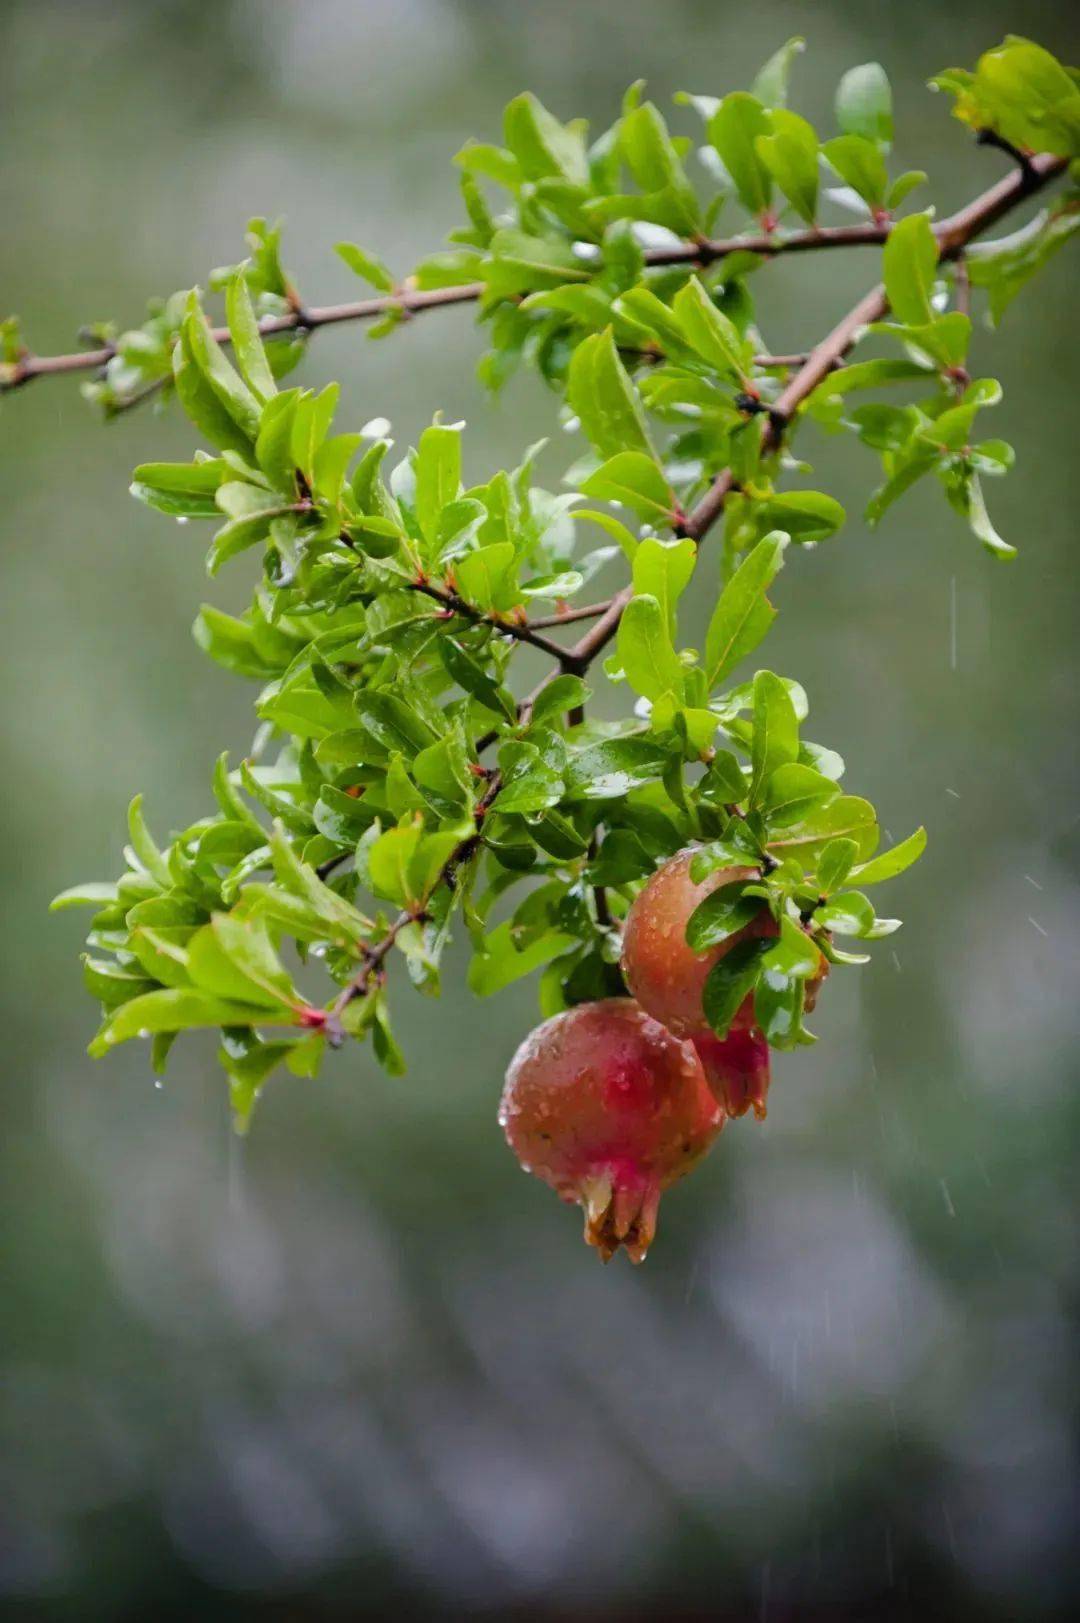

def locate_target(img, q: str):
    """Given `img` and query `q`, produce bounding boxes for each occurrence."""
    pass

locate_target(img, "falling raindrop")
[227,1119,244,1214]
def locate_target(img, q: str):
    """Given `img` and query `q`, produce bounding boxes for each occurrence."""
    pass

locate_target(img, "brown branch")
[407,578,573,665]
[0,223,914,403]
[524,600,613,630]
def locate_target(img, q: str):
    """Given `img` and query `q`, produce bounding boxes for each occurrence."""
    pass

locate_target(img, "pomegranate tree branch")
[0,222,938,401]
[262,149,1071,1019]
[560,150,1066,672]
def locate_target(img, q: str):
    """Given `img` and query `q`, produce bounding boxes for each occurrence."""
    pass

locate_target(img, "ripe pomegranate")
[499,998,724,1263]
[620,850,776,1040]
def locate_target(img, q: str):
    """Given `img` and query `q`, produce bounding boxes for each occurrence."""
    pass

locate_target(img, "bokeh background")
[2,1,1079,1617]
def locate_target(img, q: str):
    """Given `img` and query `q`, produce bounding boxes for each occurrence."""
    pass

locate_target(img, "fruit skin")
[499,998,724,1263]
[691,1005,771,1121]
[620,850,777,1039]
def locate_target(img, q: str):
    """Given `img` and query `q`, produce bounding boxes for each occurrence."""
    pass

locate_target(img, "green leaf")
[850,826,926,885]
[883,213,938,327]
[255,391,300,494]
[182,292,261,439]
[354,691,437,759]
[887,170,928,211]
[751,37,806,109]
[454,541,518,611]
[763,762,840,826]
[173,321,254,457]
[708,93,773,217]
[618,594,685,702]
[750,491,845,543]
[413,729,473,808]
[82,956,157,1009]
[804,357,932,417]
[335,242,395,292]
[580,451,675,522]
[749,669,799,805]
[207,911,299,1007]
[503,92,588,186]
[766,794,878,862]
[816,837,859,894]
[292,384,340,486]
[51,881,119,912]
[529,674,590,728]
[220,1031,300,1134]
[702,936,771,1038]
[704,532,786,687]
[573,508,641,562]
[468,921,577,997]
[496,741,565,814]
[226,270,276,402]
[672,277,748,382]
[130,459,227,518]
[821,135,888,210]
[440,637,516,720]
[815,889,876,936]
[267,822,372,947]
[957,472,1016,559]
[620,103,699,233]
[127,795,170,886]
[754,973,808,1050]
[455,141,521,189]
[756,109,819,224]
[763,915,822,981]
[686,880,761,952]
[700,749,747,805]
[567,329,654,460]
[564,736,672,799]
[416,423,462,546]
[193,605,279,679]
[968,205,1080,325]
[631,537,696,633]
[836,62,893,144]
[89,988,286,1057]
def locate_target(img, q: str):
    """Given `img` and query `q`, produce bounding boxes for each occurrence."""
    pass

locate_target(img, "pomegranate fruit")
[620,850,776,1040]
[499,998,724,1263]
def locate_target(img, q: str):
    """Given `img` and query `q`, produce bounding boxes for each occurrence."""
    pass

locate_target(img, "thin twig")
[525,600,612,630]
[407,578,573,665]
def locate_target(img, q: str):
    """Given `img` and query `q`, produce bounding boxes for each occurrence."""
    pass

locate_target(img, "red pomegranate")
[620,850,777,1039]
[499,998,725,1263]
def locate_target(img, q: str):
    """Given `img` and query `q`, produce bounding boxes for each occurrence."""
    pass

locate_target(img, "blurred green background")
[2,1,1078,1617]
